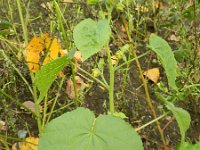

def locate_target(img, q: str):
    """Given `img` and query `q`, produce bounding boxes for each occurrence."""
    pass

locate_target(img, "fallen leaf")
[20,137,39,150]
[136,5,149,13]
[73,51,83,63]
[21,101,42,113]
[65,76,85,99]
[168,34,180,42]
[0,120,7,131]
[143,68,160,83]
[21,101,35,112]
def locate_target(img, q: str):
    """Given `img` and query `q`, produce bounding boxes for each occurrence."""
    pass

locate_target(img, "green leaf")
[149,34,177,89]
[108,111,128,119]
[0,19,12,29]
[0,29,13,36]
[35,56,68,102]
[178,141,200,150]
[38,107,143,150]
[156,92,191,148]
[73,19,111,60]
[166,103,191,146]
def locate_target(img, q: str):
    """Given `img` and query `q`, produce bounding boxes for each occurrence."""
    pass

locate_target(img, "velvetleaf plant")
[36,1,192,150]
[38,1,143,149]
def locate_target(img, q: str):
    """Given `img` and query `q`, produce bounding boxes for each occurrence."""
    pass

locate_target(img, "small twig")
[136,112,168,132]
[162,116,175,132]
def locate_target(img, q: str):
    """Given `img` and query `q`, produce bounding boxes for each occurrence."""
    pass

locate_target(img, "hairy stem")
[106,45,115,114]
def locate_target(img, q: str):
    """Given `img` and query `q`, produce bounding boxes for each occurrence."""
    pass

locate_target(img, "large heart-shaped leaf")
[35,55,68,102]
[73,19,111,60]
[38,107,143,150]
[149,34,177,89]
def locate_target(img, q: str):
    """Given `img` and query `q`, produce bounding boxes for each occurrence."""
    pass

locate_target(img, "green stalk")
[42,96,48,129]
[54,0,78,107]
[121,7,166,149]
[115,51,150,70]
[135,112,168,131]
[71,61,79,107]
[1,50,33,96]
[54,0,69,48]
[16,0,28,45]
[106,45,115,114]
[77,66,108,89]
[45,76,65,124]
[0,137,9,150]
[31,74,42,134]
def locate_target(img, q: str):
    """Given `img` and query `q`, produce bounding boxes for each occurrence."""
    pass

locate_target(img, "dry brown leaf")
[66,76,85,99]
[73,51,83,63]
[72,51,83,72]
[20,137,39,150]
[143,68,160,83]
[168,34,180,42]
[21,101,42,113]
[21,101,35,112]
[61,0,73,3]
[25,33,65,73]
[0,120,7,131]
[12,142,22,150]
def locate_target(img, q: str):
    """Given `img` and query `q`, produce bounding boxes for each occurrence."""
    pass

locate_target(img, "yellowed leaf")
[20,137,38,150]
[25,33,65,73]
[42,33,65,65]
[111,55,117,65]
[26,36,44,73]
[143,68,160,83]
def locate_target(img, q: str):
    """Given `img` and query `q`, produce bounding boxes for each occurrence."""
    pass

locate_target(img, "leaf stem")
[135,112,169,132]
[106,45,115,114]
[120,14,166,149]
[16,0,28,45]
[31,74,42,134]
[45,76,65,124]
